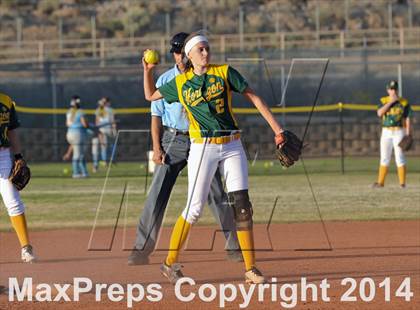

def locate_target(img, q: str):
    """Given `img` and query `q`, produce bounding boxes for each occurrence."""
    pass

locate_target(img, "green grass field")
[1,157,419,231]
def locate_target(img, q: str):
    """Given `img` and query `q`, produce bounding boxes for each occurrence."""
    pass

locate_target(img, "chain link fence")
[0,48,417,170]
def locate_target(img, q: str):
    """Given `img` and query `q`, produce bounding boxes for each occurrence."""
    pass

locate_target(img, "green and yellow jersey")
[0,92,20,147]
[379,96,412,128]
[158,64,248,138]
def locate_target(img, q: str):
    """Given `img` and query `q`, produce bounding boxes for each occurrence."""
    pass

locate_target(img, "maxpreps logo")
[182,75,224,107]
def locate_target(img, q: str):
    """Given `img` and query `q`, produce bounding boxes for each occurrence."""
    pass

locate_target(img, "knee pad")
[228,190,253,231]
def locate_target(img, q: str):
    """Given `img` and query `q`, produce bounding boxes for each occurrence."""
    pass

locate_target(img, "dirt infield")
[1,221,419,309]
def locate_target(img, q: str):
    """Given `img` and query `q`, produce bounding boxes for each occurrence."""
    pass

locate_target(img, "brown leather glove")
[9,158,31,191]
[398,135,413,151]
[275,130,303,168]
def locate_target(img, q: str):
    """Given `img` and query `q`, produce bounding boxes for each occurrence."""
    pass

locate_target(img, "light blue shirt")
[151,65,189,131]
[67,109,86,131]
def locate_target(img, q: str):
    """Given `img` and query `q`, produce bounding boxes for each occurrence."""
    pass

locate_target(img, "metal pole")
[344,0,349,32]
[51,68,59,161]
[129,16,135,48]
[201,0,207,31]
[339,103,345,174]
[280,32,285,60]
[220,35,225,62]
[129,26,134,47]
[16,17,23,48]
[388,1,393,46]
[38,41,44,69]
[408,0,413,28]
[58,17,63,52]
[399,28,404,56]
[362,36,369,101]
[275,11,280,34]
[397,63,403,97]
[160,37,166,65]
[100,39,105,68]
[91,15,97,57]
[239,7,244,52]
[315,1,320,46]
[281,65,286,125]
[165,12,170,38]
[340,30,345,58]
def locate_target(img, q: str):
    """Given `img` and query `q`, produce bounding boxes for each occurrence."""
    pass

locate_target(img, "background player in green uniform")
[373,80,413,188]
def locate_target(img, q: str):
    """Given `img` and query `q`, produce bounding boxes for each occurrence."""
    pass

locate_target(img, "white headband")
[184,35,208,55]
[70,98,81,106]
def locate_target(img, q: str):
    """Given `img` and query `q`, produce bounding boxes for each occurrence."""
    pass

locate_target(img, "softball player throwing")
[129,32,242,266]
[0,92,36,262]
[143,32,286,284]
[373,80,413,188]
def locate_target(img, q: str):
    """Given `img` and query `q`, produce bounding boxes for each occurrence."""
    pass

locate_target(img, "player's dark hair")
[181,33,195,71]
[181,51,192,70]
[70,95,81,109]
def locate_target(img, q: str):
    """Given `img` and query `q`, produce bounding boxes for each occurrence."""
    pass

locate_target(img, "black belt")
[164,126,189,136]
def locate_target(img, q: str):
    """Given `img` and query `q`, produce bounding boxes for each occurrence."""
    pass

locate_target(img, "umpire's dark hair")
[170,32,189,54]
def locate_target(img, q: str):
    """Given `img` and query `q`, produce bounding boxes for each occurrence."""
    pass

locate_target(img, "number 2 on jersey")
[215,98,225,114]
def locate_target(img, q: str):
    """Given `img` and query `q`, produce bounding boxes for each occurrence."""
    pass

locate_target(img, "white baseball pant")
[380,127,406,167]
[0,148,25,216]
[181,138,248,224]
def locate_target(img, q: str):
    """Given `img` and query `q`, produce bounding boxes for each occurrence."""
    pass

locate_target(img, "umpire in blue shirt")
[128,32,242,265]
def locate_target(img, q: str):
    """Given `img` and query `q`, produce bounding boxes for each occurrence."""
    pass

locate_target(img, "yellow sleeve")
[380,96,389,105]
